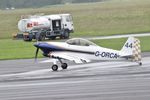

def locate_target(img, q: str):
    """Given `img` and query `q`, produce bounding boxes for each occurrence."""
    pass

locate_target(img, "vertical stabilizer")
[121,37,134,55]
[121,37,142,65]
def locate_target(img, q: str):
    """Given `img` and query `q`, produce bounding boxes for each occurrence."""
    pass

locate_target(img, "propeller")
[35,47,39,62]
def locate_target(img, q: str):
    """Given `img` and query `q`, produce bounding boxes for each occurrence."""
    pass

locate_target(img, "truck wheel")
[64,30,70,39]
[28,38,32,41]
[23,36,26,41]
[60,35,64,39]
[51,36,56,40]
[36,34,45,41]
[37,37,41,41]
[28,34,33,41]
[39,35,45,41]
[23,35,32,41]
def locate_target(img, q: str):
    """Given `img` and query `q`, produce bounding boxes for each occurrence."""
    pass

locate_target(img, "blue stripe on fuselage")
[34,43,63,56]
[34,42,95,57]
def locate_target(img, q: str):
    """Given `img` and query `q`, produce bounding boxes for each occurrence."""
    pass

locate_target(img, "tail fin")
[121,37,142,63]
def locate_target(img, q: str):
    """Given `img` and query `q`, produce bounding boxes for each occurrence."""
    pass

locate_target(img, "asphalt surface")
[0,53,150,100]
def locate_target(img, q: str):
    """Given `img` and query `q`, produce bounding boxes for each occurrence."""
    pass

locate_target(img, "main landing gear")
[51,63,68,71]
[51,58,68,71]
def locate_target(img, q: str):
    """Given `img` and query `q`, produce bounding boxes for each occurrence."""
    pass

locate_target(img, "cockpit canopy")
[66,38,97,46]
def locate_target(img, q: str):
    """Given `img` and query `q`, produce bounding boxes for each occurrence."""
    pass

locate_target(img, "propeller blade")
[35,48,39,62]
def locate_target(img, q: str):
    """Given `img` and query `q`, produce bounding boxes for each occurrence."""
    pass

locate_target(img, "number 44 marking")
[125,43,133,48]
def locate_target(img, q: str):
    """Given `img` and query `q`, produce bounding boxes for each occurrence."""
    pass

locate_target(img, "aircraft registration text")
[95,51,119,59]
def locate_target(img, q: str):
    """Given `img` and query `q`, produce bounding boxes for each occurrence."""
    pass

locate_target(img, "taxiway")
[0,53,150,100]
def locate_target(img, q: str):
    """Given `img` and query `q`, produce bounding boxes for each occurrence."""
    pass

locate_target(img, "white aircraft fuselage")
[46,42,122,60]
[34,38,142,71]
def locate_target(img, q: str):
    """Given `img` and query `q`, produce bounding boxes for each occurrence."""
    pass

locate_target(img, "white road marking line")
[87,33,150,40]
[0,80,92,88]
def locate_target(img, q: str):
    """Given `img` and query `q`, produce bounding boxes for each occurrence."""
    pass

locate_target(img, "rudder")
[132,38,142,63]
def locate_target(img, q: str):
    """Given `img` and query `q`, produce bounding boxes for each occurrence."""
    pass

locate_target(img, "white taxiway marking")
[0,80,92,88]
[88,33,150,40]
[0,69,50,77]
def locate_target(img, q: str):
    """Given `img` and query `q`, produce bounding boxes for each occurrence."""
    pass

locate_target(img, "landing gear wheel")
[61,63,68,69]
[139,62,142,66]
[52,65,58,71]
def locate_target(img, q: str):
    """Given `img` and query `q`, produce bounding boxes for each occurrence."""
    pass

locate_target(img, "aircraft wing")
[50,51,91,64]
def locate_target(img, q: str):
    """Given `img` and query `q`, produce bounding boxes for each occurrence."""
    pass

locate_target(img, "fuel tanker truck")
[17,14,74,41]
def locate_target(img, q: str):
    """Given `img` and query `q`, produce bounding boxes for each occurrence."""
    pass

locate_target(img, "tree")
[0,0,104,9]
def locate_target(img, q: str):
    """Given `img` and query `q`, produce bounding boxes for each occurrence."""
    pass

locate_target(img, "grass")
[0,39,42,60]
[92,36,150,52]
[0,36,150,60]
[0,0,150,39]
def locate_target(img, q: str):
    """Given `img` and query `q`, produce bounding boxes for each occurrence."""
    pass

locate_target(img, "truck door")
[52,20,61,31]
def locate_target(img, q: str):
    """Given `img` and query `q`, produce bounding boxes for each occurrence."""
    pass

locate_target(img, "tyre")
[60,35,64,39]
[23,36,27,41]
[63,30,70,39]
[38,35,45,41]
[28,38,32,41]
[23,35,32,41]
[28,34,33,41]
[61,63,68,69]
[51,36,56,40]
[52,65,58,71]
[139,62,142,66]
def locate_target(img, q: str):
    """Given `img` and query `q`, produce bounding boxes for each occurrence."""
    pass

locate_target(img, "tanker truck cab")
[45,14,74,39]
[60,14,74,33]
